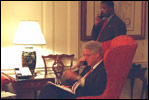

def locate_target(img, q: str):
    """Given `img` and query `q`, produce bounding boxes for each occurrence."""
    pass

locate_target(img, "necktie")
[71,67,93,93]
[96,19,107,41]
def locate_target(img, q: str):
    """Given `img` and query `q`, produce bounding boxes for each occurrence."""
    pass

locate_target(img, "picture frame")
[81,1,146,41]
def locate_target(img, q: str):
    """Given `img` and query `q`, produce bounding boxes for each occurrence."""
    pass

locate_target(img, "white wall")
[1,1,79,69]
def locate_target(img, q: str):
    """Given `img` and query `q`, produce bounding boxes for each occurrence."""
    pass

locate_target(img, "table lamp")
[13,21,46,75]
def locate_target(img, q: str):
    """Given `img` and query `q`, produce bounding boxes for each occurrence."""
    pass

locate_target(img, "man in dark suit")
[92,1,126,42]
[39,41,107,99]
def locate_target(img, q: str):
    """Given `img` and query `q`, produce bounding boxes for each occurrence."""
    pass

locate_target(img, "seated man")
[39,40,107,99]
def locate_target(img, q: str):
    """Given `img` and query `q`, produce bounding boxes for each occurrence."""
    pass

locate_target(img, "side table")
[12,74,55,99]
[127,64,147,99]
[1,67,56,99]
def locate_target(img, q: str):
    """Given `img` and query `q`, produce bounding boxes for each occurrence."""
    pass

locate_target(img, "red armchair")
[77,35,138,99]
[1,73,11,90]
[1,73,15,91]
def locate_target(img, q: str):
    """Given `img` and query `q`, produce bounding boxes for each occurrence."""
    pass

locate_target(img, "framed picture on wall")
[81,1,146,41]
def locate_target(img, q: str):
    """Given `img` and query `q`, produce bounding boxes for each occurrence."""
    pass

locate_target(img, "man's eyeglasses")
[84,53,94,57]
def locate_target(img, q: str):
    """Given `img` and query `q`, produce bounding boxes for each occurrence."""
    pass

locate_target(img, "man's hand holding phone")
[73,57,86,68]
[95,14,103,26]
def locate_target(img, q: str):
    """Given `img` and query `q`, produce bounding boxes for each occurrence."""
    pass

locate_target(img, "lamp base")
[22,51,36,75]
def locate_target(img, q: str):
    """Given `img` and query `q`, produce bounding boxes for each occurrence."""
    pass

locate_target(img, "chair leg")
[141,78,147,99]
[34,90,38,99]
[146,85,148,99]
[130,78,135,99]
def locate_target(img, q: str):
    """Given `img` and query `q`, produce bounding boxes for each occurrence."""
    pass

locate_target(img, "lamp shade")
[13,21,46,45]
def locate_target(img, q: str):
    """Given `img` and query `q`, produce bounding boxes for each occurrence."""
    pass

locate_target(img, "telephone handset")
[82,61,87,66]
[78,61,87,67]
[72,61,87,74]
[98,13,104,19]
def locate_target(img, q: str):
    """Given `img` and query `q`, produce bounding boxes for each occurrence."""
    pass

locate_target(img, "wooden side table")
[1,67,56,99]
[127,64,147,99]
[12,75,55,99]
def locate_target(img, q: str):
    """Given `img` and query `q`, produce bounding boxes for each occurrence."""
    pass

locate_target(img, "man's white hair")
[83,40,104,58]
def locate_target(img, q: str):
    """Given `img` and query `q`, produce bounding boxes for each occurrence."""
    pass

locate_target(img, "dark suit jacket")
[92,14,126,42]
[39,61,107,99]
[75,61,107,97]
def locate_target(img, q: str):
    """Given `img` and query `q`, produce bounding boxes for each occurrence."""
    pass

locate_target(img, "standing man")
[92,1,126,42]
